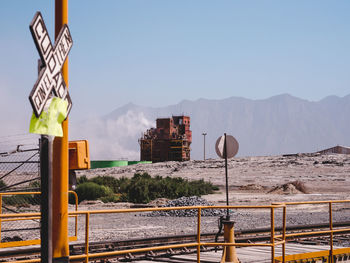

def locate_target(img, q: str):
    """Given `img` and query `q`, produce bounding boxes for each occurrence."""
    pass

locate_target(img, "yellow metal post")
[197,208,201,263]
[52,0,69,261]
[329,202,334,263]
[0,195,2,242]
[271,207,275,263]
[282,205,286,263]
[85,213,90,263]
[222,220,239,263]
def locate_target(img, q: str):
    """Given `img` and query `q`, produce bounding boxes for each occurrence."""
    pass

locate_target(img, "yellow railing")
[69,205,286,263]
[2,200,350,262]
[0,191,78,248]
[274,200,350,263]
[0,204,285,263]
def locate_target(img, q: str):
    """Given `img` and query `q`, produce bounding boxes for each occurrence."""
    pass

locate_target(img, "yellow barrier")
[2,200,350,262]
[274,200,350,263]
[0,204,286,262]
[0,191,78,249]
[66,204,285,263]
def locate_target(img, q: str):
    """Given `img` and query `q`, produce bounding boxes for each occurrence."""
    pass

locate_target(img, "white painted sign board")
[29,12,73,117]
[215,135,239,159]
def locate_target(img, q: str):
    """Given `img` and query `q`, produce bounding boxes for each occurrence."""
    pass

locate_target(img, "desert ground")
[4,153,350,243]
[71,153,350,242]
[78,153,350,205]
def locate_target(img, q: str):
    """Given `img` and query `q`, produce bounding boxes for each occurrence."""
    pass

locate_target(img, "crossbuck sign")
[29,12,73,118]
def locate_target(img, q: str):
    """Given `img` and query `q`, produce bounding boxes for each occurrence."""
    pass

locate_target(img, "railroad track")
[2,221,350,262]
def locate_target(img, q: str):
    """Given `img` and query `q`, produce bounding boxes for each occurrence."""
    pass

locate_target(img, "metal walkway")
[137,244,344,263]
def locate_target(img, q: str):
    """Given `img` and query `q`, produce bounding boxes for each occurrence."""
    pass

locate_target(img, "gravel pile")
[147,196,225,217]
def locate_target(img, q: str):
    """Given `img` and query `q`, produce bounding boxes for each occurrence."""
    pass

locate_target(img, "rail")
[0,204,285,263]
[0,191,78,248]
[2,200,350,262]
[274,200,350,263]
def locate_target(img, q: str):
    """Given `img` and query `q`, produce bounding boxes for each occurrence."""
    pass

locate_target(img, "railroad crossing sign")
[29,11,73,118]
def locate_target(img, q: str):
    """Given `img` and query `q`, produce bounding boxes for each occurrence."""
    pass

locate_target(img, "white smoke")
[70,110,153,161]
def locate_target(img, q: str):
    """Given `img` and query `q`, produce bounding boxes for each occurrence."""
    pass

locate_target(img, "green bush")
[75,182,113,203]
[0,179,7,191]
[3,194,40,207]
[90,176,120,193]
[77,175,88,185]
[29,180,41,191]
[69,192,77,205]
[71,172,218,204]
[124,173,217,204]
[100,194,120,203]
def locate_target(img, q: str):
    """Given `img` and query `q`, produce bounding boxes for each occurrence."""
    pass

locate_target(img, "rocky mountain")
[71,94,350,160]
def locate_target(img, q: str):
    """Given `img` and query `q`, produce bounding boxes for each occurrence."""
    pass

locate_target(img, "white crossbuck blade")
[29,11,73,118]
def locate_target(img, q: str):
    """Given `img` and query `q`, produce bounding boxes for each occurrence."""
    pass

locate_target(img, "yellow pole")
[223,220,239,263]
[0,195,2,242]
[282,205,286,263]
[85,213,90,263]
[52,0,69,261]
[197,208,201,263]
[329,202,333,263]
[271,207,275,263]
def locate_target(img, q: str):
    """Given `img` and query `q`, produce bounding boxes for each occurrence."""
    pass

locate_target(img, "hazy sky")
[1,1,350,136]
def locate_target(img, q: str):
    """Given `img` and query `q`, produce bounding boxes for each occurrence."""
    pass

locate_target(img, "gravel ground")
[3,153,350,243]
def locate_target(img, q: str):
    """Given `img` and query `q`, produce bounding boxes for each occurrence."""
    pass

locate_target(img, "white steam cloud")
[70,111,153,161]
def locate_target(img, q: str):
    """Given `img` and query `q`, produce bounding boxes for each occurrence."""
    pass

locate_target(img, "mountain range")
[70,94,350,160]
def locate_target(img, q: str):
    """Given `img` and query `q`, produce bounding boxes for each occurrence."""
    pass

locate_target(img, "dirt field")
[78,153,350,206]
[4,153,350,243]
[70,153,350,242]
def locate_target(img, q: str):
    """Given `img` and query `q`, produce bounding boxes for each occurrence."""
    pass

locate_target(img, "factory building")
[139,116,192,162]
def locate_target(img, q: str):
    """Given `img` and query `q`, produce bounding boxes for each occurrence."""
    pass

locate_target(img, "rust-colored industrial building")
[139,116,192,162]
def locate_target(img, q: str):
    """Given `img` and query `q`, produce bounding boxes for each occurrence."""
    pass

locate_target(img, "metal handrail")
[65,204,285,263]
[274,200,350,263]
[0,191,78,248]
[4,200,350,262]
[0,204,285,262]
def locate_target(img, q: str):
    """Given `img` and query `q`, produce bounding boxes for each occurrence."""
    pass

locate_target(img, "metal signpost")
[215,133,239,263]
[215,133,239,218]
[28,11,73,263]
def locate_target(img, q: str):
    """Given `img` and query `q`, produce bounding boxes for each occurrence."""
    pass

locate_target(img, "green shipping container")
[90,160,152,169]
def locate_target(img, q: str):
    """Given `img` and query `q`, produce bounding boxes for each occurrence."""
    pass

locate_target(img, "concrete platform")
[136,244,344,262]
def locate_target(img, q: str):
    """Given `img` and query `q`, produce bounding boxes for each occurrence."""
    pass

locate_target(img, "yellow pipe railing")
[1,204,286,262]
[64,204,285,263]
[0,191,78,248]
[3,200,350,262]
[274,200,350,263]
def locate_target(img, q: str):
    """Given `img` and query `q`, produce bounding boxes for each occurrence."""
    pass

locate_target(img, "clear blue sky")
[0,1,349,131]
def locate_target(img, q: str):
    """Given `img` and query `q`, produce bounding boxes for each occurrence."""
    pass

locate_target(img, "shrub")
[29,180,41,191]
[90,176,120,193]
[77,175,88,185]
[125,173,218,204]
[71,172,219,204]
[0,180,7,191]
[100,194,120,203]
[69,192,77,205]
[3,194,39,207]
[75,182,113,203]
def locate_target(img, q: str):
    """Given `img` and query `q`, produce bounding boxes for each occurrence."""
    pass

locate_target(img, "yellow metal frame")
[2,200,350,262]
[68,204,286,263]
[274,200,350,263]
[1,204,285,263]
[0,191,78,249]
